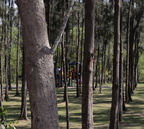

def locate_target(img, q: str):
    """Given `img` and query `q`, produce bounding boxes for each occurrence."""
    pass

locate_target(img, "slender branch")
[51,0,75,54]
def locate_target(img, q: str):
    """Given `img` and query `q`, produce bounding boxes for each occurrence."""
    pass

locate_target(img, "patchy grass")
[2,83,144,129]
[121,83,144,129]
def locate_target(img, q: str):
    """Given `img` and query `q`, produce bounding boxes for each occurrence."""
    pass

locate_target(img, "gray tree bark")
[17,0,59,128]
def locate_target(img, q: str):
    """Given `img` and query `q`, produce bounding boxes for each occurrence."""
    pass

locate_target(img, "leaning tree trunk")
[17,0,59,129]
[109,0,121,128]
[82,0,95,128]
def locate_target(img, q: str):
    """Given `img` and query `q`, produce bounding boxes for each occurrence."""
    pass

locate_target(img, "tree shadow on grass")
[121,89,144,128]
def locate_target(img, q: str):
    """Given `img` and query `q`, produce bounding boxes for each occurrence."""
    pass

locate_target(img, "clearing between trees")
[3,83,144,129]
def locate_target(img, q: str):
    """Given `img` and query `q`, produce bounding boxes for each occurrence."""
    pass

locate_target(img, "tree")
[125,0,133,103]
[119,0,127,121]
[0,54,4,122]
[19,45,28,120]
[8,0,14,91]
[61,35,69,129]
[3,0,9,101]
[82,0,95,128]
[15,17,20,96]
[17,0,74,128]
[17,0,59,128]
[75,0,82,97]
[109,0,121,128]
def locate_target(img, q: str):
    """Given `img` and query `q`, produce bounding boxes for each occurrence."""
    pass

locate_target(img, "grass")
[2,83,144,129]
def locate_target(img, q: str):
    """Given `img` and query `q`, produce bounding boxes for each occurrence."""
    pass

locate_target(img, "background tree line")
[0,0,144,129]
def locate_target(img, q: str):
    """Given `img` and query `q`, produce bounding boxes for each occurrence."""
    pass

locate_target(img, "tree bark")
[128,0,134,95]
[125,0,133,103]
[82,0,95,128]
[95,41,100,88]
[62,35,70,129]
[17,0,59,128]
[109,0,121,128]
[0,54,4,122]
[76,6,81,97]
[15,17,20,96]
[19,45,28,120]
[4,0,9,101]
[8,0,13,91]
[119,0,126,121]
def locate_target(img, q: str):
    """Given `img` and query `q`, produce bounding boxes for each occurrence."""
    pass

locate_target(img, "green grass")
[2,83,144,129]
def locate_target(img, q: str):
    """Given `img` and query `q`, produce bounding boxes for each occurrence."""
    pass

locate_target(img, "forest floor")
[2,83,144,129]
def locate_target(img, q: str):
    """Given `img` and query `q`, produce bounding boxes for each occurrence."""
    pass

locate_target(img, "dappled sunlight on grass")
[121,84,144,129]
[1,83,144,128]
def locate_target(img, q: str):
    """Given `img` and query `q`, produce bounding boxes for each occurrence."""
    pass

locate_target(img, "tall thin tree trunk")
[76,6,80,97]
[82,0,95,128]
[4,0,9,101]
[109,0,121,128]
[0,54,4,122]
[5,54,9,101]
[80,16,84,90]
[80,17,84,65]
[107,43,111,83]
[0,17,4,118]
[64,0,70,100]
[133,31,139,88]
[0,7,4,101]
[95,41,100,88]
[8,0,13,91]
[19,45,28,120]
[119,0,126,121]
[15,17,20,96]
[125,0,133,103]
[128,0,134,95]
[62,35,70,129]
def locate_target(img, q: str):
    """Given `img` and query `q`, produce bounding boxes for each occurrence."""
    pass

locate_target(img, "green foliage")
[0,0,21,84]
[10,27,22,82]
